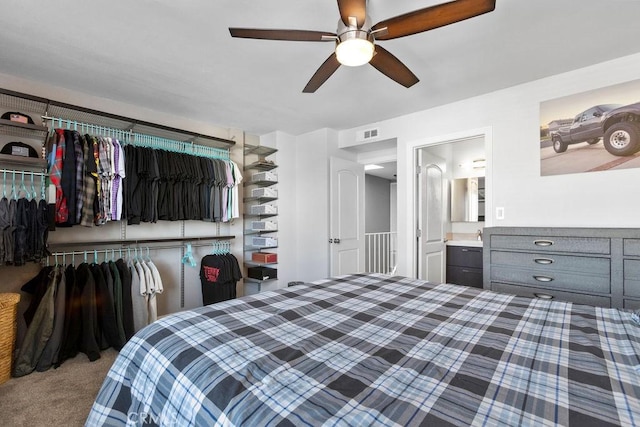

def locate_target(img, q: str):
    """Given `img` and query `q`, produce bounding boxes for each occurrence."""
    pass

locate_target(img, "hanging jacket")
[34,199,49,261]
[13,268,57,377]
[104,261,126,345]
[13,197,29,266]
[55,265,82,367]
[21,266,54,328]
[90,263,123,350]
[116,259,134,340]
[36,266,66,371]
[76,262,101,361]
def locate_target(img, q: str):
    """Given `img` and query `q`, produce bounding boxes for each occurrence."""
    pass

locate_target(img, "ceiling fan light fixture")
[335,30,374,67]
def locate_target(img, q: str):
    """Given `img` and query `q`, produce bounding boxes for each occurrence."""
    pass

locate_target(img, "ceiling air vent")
[358,128,380,141]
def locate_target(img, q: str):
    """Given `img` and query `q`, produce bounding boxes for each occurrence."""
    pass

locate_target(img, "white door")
[330,157,365,276]
[417,151,446,283]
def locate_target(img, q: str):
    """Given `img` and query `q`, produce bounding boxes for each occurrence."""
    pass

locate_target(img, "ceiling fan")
[229,0,496,93]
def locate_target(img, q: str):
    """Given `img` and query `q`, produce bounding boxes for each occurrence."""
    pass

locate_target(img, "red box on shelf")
[252,252,277,263]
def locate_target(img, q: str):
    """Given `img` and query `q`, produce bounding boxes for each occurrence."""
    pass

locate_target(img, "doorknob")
[329,239,333,243]
[334,238,341,244]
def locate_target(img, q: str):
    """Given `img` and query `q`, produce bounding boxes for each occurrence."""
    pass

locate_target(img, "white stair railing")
[365,232,397,274]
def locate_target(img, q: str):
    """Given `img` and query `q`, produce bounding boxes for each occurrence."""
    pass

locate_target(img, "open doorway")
[364,161,397,274]
[415,135,486,281]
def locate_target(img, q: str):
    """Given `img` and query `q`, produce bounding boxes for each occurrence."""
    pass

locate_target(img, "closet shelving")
[0,88,235,149]
[0,114,48,170]
[0,87,245,315]
[243,143,278,295]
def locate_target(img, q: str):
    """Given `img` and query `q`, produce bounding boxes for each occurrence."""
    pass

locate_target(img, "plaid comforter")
[86,274,640,426]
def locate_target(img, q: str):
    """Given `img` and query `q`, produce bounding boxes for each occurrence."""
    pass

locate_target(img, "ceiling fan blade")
[337,0,367,28]
[229,28,336,42]
[369,45,419,88]
[372,0,495,41]
[303,53,341,93]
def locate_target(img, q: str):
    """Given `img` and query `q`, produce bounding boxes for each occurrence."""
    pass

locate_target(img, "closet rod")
[47,235,235,250]
[42,115,231,160]
[0,168,47,177]
[0,88,235,147]
[48,241,232,257]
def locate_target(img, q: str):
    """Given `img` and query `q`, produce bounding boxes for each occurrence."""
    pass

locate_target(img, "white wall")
[263,128,357,284]
[338,52,640,277]
[365,175,391,233]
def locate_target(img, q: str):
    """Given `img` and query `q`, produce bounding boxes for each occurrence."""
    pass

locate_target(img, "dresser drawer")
[490,235,610,255]
[491,251,610,276]
[624,299,640,310]
[492,283,611,307]
[447,246,483,268]
[491,266,610,294]
[624,239,640,256]
[623,259,640,297]
[446,266,483,288]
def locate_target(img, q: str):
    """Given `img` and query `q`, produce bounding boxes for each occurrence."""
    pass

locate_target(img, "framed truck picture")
[540,79,640,176]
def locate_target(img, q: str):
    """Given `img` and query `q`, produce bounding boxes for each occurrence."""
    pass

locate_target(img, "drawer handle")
[534,258,554,265]
[534,240,554,247]
[533,293,554,300]
[461,248,481,253]
[533,275,554,282]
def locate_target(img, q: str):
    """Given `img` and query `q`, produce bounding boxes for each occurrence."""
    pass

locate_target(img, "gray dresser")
[483,227,640,309]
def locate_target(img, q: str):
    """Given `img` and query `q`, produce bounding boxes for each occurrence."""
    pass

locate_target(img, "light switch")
[496,207,505,220]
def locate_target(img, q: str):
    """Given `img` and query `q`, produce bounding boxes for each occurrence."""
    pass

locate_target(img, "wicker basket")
[0,293,20,385]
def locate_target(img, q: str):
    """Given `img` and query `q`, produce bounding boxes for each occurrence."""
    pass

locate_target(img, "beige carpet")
[0,349,118,427]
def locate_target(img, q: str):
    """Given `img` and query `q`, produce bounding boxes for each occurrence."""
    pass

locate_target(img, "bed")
[86,273,640,426]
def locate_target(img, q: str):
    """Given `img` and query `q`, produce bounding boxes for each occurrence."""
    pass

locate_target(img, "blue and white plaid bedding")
[86,273,640,426]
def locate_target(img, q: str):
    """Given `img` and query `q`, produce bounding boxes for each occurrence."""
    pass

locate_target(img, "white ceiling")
[1,1,639,137]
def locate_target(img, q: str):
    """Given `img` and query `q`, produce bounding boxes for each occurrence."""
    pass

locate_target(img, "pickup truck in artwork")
[550,102,640,156]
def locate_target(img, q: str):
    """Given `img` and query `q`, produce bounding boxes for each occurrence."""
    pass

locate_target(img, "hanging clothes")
[80,135,98,227]
[15,251,169,376]
[46,128,240,227]
[200,252,242,305]
[35,266,66,372]
[129,256,148,334]
[0,170,49,266]
[13,267,57,377]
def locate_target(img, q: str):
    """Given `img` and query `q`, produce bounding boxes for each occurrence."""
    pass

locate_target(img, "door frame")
[399,126,493,278]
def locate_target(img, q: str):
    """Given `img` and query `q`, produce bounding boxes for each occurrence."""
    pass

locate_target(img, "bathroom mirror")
[450,176,485,222]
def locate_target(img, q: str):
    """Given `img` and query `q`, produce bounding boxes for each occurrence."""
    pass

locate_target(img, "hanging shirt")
[134,260,149,327]
[129,259,148,333]
[80,135,98,227]
[230,161,243,219]
[141,261,157,324]
[61,129,77,226]
[73,132,85,225]
[98,138,112,223]
[51,129,68,224]
[147,259,164,299]
[111,140,126,221]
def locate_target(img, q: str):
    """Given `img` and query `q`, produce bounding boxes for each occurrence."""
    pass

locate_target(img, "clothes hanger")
[29,172,36,200]
[10,171,17,200]
[182,243,196,267]
[19,171,28,199]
